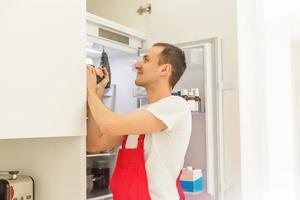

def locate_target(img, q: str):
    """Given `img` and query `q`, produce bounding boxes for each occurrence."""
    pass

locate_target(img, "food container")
[180,167,203,193]
[91,160,110,190]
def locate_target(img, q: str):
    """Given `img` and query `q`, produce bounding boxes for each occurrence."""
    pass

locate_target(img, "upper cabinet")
[0,0,86,139]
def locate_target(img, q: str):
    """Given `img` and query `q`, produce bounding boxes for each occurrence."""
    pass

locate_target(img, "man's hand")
[87,65,97,96]
[86,65,110,98]
[95,67,109,98]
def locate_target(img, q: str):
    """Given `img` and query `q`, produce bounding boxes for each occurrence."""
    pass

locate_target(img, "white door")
[0,0,86,139]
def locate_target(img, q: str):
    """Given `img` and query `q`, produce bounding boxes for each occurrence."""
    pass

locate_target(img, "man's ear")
[160,64,172,77]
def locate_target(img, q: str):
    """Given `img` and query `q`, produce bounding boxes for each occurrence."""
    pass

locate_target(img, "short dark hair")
[153,43,186,88]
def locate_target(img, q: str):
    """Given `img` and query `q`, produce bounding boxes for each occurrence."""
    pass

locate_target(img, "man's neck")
[145,84,172,103]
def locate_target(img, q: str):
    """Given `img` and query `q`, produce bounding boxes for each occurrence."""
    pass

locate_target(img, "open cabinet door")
[0,0,86,139]
[203,43,216,196]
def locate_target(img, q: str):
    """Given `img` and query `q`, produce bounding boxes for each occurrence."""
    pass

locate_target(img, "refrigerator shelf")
[87,188,112,200]
[86,152,116,158]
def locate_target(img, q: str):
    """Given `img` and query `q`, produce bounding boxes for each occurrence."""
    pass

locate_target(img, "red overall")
[109,134,185,200]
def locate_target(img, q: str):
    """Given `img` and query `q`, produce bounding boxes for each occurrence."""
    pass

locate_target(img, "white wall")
[0,137,86,200]
[237,0,269,199]
[86,1,241,200]
[238,0,300,200]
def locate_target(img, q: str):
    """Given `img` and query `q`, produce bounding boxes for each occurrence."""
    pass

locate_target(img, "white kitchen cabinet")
[0,0,86,139]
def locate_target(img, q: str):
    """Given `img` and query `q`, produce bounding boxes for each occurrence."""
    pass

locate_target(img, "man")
[87,43,192,200]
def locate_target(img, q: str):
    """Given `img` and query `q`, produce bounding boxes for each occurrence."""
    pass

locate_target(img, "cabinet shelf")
[87,188,112,200]
[86,152,116,158]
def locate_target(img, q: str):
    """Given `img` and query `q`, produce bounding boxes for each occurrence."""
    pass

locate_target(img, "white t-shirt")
[126,95,192,200]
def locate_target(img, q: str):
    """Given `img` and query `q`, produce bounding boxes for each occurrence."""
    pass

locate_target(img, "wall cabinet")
[0,0,86,139]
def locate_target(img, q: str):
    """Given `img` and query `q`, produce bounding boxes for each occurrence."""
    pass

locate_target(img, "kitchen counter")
[185,192,213,200]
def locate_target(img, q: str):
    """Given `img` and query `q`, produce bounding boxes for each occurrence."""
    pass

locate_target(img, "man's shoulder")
[153,95,188,104]
[163,95,190,110]
[145,95,191,115]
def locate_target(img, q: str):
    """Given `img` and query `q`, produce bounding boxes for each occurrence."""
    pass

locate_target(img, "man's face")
[134,46,164,87]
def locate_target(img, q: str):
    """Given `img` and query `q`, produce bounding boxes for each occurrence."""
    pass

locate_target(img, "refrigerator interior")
[86,42,139,200]
[175,47,209,190]
[86,42,139,114]
[178,47,207,168]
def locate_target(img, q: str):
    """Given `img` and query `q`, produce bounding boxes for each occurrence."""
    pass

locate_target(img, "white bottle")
[187,90,196,111]
[192,88,201,112]
[180,88,189,101]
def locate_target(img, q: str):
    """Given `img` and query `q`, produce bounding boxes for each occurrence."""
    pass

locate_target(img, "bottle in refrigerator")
[172,91,181,96]
[91,159,110,190]
[180,88,189,101]
[192,88,201,112]
[187,90,196,111]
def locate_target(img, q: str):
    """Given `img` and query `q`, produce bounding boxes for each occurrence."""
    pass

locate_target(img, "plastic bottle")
[192,88,201,112]
[180,89,189,101]
[187,90,196,111]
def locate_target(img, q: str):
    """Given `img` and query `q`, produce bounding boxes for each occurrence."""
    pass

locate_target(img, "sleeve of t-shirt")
[145,96,190,131]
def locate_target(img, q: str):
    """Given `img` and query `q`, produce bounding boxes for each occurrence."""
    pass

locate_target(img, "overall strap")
[121,135,128,149]
[137,134,145,149]
[121,135,145,149]
[176,170,185,200]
